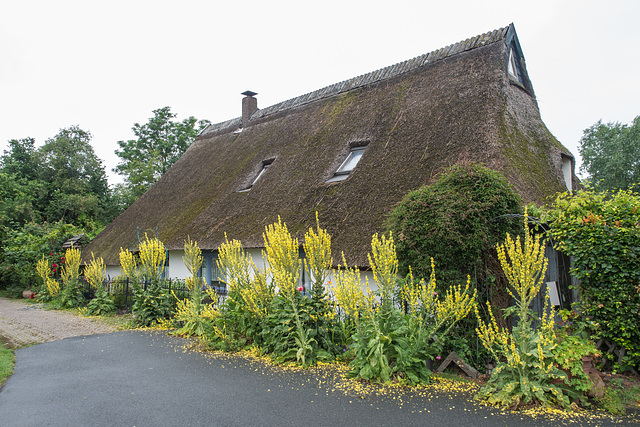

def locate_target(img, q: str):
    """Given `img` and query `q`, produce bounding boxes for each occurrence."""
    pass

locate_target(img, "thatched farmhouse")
[86,23,577,286]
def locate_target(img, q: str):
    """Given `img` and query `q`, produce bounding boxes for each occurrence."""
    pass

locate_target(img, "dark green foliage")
[0,127,110,291]
[0,222,87,290]
[579,116,640,192]
[131,283,176,327]
[85,289,116,316]
[204,285,253,352]
[544,189,640,372]
[260,292,336,366]
[58,280,85,309]
[387,163,523,286]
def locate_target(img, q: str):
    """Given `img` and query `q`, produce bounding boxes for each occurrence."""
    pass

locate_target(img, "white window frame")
[327,146,366,182]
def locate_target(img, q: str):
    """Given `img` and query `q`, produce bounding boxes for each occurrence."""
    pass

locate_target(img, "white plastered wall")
[103,248,379,293]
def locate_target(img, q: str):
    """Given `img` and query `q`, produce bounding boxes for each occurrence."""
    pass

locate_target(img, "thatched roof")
[86,23,575,267]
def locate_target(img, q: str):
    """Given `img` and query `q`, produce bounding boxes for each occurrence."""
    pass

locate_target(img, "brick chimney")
[241,90,258,128]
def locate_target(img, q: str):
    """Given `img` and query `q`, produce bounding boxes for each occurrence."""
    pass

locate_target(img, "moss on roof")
[85,24,576,267]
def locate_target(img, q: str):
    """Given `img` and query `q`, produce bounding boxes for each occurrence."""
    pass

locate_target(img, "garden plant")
[544,188,640,372]
[84,253,115,316]
[119,236,175,327]
[475,213,598,410]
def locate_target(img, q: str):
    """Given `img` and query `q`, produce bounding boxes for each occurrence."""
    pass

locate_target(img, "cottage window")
[327,146,366,182]
[508,48,520,81]
[252,163,270,186]
[239,159,274,191]
[199,252,226,293]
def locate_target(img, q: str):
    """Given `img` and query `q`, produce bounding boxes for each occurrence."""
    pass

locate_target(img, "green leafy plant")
[120,237,175,327]
[58,246,85,309]
[544,188,640,372]
[333,233,476,384]
[211,235,272,350]
[475,212,592,410]
[171,238,217,337]
[84,253,115,316]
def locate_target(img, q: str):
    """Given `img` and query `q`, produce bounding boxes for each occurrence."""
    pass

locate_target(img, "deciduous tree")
[579,116,640,192]
[114,107,210,200]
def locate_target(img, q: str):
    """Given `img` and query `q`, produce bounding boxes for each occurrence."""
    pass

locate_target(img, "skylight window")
[252,163,270,186]
[327,146,366,182]
[239,159,273,191]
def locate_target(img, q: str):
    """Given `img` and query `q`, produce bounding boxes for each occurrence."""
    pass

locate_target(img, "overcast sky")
[1,0,638,186]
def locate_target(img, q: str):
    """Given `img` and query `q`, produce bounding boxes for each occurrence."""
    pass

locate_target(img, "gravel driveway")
[0,297,117,347]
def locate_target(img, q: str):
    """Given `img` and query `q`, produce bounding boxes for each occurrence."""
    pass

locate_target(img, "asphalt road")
[0,330,635,426]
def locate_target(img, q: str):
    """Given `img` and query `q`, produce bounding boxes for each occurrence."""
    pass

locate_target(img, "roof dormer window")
[327,145,366,183]
[239,158,274,192]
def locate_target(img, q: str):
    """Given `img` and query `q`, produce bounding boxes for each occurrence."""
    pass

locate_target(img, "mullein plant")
[475,212,592,410]
[84,253,116,316]
[59,246,85,308]
[120,236,174,327]
[172,238,217,337]
[214,234,273,350]
[35,255,58,302]
[261,218,319,366]
[212,216,339,365]
[302,213,339,357]
[333,233,476,384]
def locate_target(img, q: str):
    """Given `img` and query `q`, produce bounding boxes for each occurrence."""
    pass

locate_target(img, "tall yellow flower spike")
[368,232,397,300]
[332,253,368,320]
[36,255,50,287]
[263,217,301,297]
[496,211,548,322]
[60,245,81,285]
[85,253,106,291]
[119,248,139,280]
[138,235,166,282]
[303,212,332,287]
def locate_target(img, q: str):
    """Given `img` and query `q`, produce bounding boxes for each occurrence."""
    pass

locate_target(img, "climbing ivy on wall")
[544,188,640,372]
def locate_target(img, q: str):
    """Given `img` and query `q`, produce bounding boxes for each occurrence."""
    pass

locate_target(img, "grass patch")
[0,336,16,388]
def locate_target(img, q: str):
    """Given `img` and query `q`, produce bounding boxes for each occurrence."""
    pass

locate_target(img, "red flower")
[49,253,53,256]
[52,263,58,268]
[297,286,304,292]
[30,294,34,299]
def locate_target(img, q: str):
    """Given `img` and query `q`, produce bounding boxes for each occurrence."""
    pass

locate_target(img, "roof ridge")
[203,25,509,135]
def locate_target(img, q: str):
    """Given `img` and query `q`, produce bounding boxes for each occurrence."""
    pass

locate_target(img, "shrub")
[0,221,87,291]
[544,189,640,372]
[387,162,522,285]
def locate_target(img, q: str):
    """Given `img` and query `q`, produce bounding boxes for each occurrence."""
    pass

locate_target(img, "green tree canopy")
[579,115,640,192]
[387,162,523,285]
[38,126,111,225]
[0,137,41,182]
[114,106,210,202]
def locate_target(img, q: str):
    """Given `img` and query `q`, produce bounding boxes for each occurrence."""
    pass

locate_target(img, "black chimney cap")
[241,90,257,97]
